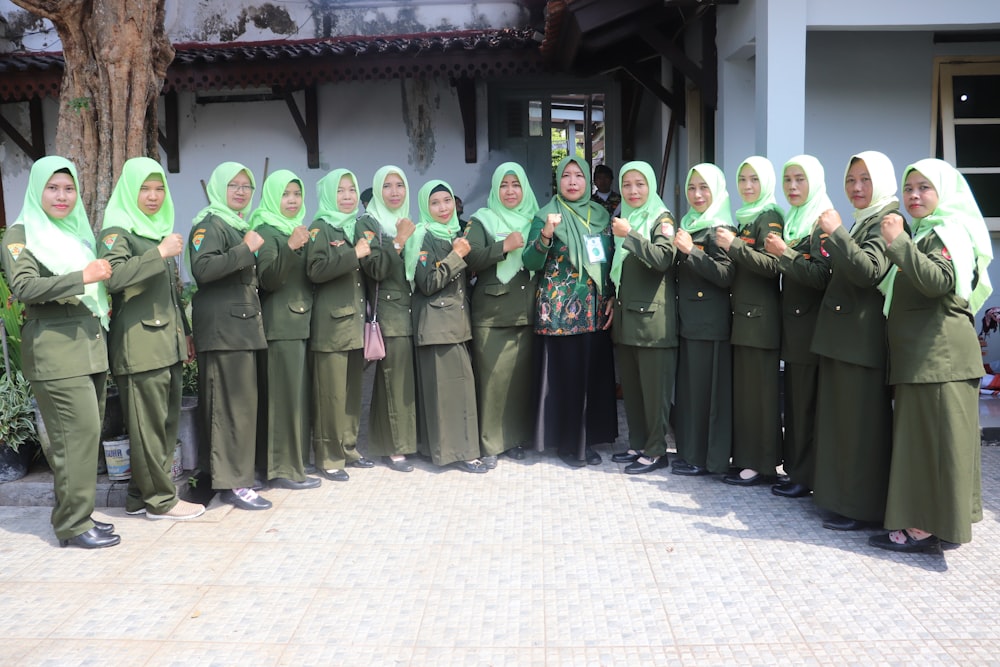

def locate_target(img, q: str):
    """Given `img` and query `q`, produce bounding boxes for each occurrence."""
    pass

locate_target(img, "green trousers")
[199,350,258,490]
[617,344,677,457]
[311,348,364,470]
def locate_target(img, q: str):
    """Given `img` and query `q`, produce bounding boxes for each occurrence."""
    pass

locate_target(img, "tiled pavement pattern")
[2,389,999,665]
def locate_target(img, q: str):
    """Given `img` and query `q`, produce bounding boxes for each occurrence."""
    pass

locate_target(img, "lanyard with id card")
[585,234,607,263]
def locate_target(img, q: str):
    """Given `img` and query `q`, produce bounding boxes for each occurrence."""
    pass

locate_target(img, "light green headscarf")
[366,165,411,237]
[680,163,733,233]
[470,162,539,284]
[249,169,305,235]
[314,169,359,241]
[880,158,993,316]
[193,161,256,232]
[845,150,899,228]
[101,156,174,241]
[734,156,783,229]
[611,160,671,291]
[12,156,109,328]
[405,180,460,282]
[782,155,833,243]
[535,156,611,294]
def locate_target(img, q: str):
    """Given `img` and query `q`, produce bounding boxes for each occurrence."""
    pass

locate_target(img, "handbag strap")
[367,229,383,324]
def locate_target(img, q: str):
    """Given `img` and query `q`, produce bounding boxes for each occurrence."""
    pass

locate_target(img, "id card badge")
[585,234,607,263]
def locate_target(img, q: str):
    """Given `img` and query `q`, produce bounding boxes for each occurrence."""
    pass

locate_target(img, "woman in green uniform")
[407,180,485,473]
[762,156,832,490]
[809,152,897,524]
[606,161,678,474]
[307,169,374,481]
[99,157,204,521]
[356,166,417,472]
[2,156,118,548]
[871,159,991,553]
[523,156,617,468]
[188,162,270,511]
[715,156,784,487]
[465,162,539,465]
[670,163,735,477]
[249,169,321,489]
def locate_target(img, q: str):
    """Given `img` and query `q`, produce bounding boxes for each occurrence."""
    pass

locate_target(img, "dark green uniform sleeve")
[256,225,297,292]
[825,219,893,288]
[2,226,86,304]
[98,227,167,293]
[414,236,467,296]
[777,230,831,291]
[885,231,956,298]
[728,211,781,279]
[621,212,676,271]
[189,217,256,285]
[356,214,402,282]
[464,218,507,272]
[684,228,735,288]
[306,222,361,283]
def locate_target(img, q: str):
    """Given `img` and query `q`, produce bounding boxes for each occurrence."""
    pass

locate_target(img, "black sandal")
[868,530,943,554]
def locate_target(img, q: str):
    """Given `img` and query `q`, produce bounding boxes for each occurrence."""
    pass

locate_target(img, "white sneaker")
[147,499,206,521]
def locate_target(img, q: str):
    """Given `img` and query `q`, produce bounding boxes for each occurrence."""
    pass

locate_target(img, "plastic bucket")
[101,436,130,481]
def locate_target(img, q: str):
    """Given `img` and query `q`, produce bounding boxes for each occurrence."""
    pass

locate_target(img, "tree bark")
[11,0,173,231]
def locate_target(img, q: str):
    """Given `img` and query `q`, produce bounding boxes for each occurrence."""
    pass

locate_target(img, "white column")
[757,0,807,167]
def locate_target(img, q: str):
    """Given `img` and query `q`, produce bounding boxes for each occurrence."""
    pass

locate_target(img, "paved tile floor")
[2,393,999,665]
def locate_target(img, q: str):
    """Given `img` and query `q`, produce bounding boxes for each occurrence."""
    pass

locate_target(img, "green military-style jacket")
[464,217,536,328]
[187,214,266,352]
[356,213,413,338]
[676,226,735,342]
[884,231,983,385]
[776,229,831,364]
[412,234,471,346]
[98,227,188,376]
[306,221,366,352]
[810,206,896,370]
[255,224,313,341]
[727,210,782,350]
[2,225,108,381]
[611,212,679,348]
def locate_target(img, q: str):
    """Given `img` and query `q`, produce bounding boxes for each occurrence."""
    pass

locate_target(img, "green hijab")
[366,165,411,237]
[193,161,256,232]
[535,156,611,294]
[101,156,174,241]
[782,155,833,243]
[680,163,733,233]
[405,180,460,282]
[12,156,109,328]
[314,169,359,240]
[881,158,993,315]
[845,150,899,228]
[249,169,305,235]
[470,162,539,284]
[611,161,671,291]
[734,156,783,229]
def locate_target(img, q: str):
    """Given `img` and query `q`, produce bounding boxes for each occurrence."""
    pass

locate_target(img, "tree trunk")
[10,0,173,231]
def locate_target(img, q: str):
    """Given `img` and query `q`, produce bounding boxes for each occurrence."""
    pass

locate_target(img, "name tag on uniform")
[585,234,607,263]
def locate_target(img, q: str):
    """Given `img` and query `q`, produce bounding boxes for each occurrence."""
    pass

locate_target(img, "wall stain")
[401,78,440,174]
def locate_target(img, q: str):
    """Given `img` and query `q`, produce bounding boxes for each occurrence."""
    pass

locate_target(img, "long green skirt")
[471,325,534,456]
[415,342,480,466]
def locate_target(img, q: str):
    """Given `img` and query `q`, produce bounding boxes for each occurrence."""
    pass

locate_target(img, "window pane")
[953,75,1000,119]
[963,173,1000,218]
[529,100,542,137]
[955,124,1000,168]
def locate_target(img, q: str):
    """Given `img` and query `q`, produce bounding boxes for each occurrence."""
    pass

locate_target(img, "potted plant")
[0,369,38,482]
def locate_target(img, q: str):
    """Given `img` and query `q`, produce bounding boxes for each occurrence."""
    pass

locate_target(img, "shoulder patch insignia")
[6,243,24,261]
[768,222,782,229]
[802,253,811,260]
[694,244,704,251]
[363,230,376,242]
[192,232,205,252]
[102,233,118,250]
[309,228,319,242]
[942,246,951,260]
[661,222,674,237]
[419,251,428,267]
[330,240,346,247]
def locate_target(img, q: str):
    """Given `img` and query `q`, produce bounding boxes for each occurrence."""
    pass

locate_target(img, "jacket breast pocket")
[483,283,510,298]
[822,294,853,315]
[327,304,355,319]
[734,302,763,319]
[140,316,169,329]
[229,304,259,319]
[785,302,813,318]
[287,301,312,316]
[626,300,658,315]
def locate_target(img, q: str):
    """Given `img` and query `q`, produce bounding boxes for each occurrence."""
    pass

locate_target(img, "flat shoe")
[59,527,120,549]
[269,476,322,490]
[671,460,709,476]
[822,515,877,531]
[320,469,350,482]
[869,530,943,554]
[348,457,375,469]
[558,451,587,468]
[455,460,488,474]
[90,517,115,535]
[504,446,526,460]
[771,481,812,498]
[383,456,414,472]
[722,471,767,487]
[611,449,642,463]
[624,456,668,475]
[148,499,206,521]
[481,455,498,469]
[585,448,602,465]
[219,488,272,511]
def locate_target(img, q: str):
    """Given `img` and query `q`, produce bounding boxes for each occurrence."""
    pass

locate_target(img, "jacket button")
[835,305,841,311]
[746,311,751,317]
[640,308,644,312]
[795,308,801,314]
[96,333,101,339]
[697,291,704,297]
[155,319,161,324]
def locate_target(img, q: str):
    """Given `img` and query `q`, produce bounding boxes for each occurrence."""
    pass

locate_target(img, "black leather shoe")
[624,455,668,475]
[822,514,877,531]
[869,530,942,554]
[219,489,272,511]
[771,481,812,498]
[723,470,767,487]
[611,449,642,463]
[505,446,526,460]
[320,469,350,482]
[455,460,488,474]
[671,460,709,476]
[481,455,498,469]
[558,451,587,468]
[59,527,121,549]
[585,448,602,465]
[269,476,321,490]
[383,456,414,472]
[348,457,375,469]
[90,517,115,535]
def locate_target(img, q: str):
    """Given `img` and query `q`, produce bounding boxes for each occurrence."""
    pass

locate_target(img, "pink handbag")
[364,281,386,361]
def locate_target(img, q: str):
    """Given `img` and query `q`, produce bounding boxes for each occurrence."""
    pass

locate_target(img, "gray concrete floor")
[2,379,999,665]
